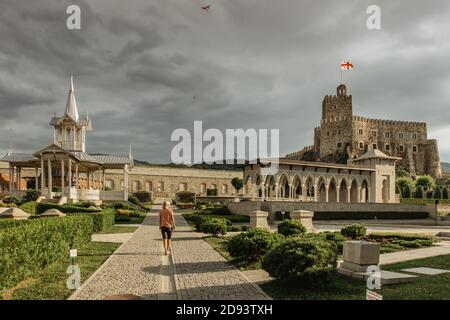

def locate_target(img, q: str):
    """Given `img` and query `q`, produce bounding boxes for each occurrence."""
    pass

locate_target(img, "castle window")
[385,144,390,151]
[359,142,364,149]
[358,128,363,135]
[179,183,187,192]
[413,145,418,153]
[371,130,377,137]
[105,179,114,190]
[412,133,417,140]
[145,181,152,192]
[338,130,341,135]
[398,132,404,139]
[385,132,390,139]
[327,131,330,137]
[200,183,206,194]
[222,184,228,194]
[372,143,377,149]
[399,145,404,152]
[132,181,140,192]
[158,182,164,192]
[337,142,342,148]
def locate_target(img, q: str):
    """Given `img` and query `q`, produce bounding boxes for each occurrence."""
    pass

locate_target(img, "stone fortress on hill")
[286,84,442,178]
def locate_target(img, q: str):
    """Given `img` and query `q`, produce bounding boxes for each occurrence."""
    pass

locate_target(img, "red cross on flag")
[341,61,354,70]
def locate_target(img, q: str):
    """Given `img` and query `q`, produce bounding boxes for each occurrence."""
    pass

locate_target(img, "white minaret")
[50,76,92,152]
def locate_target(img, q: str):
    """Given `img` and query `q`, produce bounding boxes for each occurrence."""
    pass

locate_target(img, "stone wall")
[229,201,437,221]
[105,165,243,202]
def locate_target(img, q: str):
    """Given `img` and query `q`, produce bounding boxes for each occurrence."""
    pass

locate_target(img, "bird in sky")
[202,5,211,12]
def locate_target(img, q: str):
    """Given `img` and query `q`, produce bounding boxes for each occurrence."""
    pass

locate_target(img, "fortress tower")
[287,84,442,178]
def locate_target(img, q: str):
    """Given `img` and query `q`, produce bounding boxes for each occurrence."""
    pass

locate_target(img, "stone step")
[337,268,418,285]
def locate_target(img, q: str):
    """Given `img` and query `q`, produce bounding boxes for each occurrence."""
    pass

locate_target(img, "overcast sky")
[0,0,449,163]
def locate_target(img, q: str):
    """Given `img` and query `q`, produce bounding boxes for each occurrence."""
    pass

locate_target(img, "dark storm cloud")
[0,0,449,162]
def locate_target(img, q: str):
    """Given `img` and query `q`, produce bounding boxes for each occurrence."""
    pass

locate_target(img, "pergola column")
[75,163,79,189]
[275,183,279,200]
[123,164,129,201]
[302,184,307,202]
[47,158,52,198]
[325,186,329,203]
[313,183,318,202]
[102,169,106,191]
[16,167,20,190]
[8,164,13,191]
[347,186,351,203]
[367,187,371,203]
[40,158,45,191]
[87,171,90,189]
[68,159,72,189]
[35,166,39,192]
[261,183,265,201]
[61,159,65,194]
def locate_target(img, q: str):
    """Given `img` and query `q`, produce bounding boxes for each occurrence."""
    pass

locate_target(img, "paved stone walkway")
[380,241,450,265]
[69,212,269,300]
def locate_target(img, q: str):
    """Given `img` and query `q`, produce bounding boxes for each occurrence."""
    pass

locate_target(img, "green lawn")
[261,254,450,300]
[97,225,138,234]
[1,242,120,300]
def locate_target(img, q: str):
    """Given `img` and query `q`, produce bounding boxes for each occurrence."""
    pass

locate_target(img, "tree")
[414,185,424,199]
[443,187,449,200]
[396,168,410,178]
[433,186,442,199]
[415,175,435,191]
[397,177,415,194]
[231,177,244,194]
[402,184,412,199]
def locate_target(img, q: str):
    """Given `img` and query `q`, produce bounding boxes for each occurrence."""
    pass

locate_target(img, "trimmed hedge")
[19,201,38,215]
[199,218,228,236]
[400,198,450,205]
[277,220,307,237]
[312,211,429,220]
[0,215,93,291]
[341,224,367,239]
[68,209,116,232]
[36,203,101,214]
[262,238,338,284]
[227,228,283,261]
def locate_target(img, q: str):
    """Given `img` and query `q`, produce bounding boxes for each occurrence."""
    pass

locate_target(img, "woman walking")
[159,201,176,255]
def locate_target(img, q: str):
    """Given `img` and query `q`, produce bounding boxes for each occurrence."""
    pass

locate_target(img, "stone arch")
[361,179,369,203]
[255,175,262,198]
[244,175,253,196]
[292,174,302,200]
[278,173,290,198]
[339,178,348,203]
[317,176,327,202]
[304,175,315,201]
[265,175,276,198]
[350,178,359,203]
[328,177,338,202]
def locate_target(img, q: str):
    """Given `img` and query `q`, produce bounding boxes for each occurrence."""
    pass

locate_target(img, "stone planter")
[249,210,269,229]
[290,210,315,233]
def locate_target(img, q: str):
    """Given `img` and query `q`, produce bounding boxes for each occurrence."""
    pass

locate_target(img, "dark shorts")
[161,226,172,239]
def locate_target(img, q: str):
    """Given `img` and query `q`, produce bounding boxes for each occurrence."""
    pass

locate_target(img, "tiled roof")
[90,154,132,165]
[0,153,37,162]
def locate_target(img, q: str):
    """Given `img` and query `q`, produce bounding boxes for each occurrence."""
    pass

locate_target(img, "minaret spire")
[64,75,79,122]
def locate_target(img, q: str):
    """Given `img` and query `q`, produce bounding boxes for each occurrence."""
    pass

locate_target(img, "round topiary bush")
[227,228,283,261]
[262,238,338,284]
[277,220,307,237]
[340,224,367,239]
[128,194,140,205]
[23,189,40,202]
[199,217,228,237]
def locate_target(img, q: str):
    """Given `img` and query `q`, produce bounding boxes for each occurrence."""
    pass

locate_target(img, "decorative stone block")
[249,211,269,229]
[290,210,315,233]
[58,196,68,205]
[41,209,66,218]
[342,241,380,272]
[0,208,30,220]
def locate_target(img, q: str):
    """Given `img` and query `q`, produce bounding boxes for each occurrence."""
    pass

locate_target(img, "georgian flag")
[341,61,354,70]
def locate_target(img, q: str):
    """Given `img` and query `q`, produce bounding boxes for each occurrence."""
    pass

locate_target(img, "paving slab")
[338,268,418,285]
[401,267,450,275]
[380,241,450,265]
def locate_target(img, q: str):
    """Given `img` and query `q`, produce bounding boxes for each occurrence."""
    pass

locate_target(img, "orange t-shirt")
[159,208,175,228]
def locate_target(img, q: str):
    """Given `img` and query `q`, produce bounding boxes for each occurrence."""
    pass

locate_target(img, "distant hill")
[441,162,450,173]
